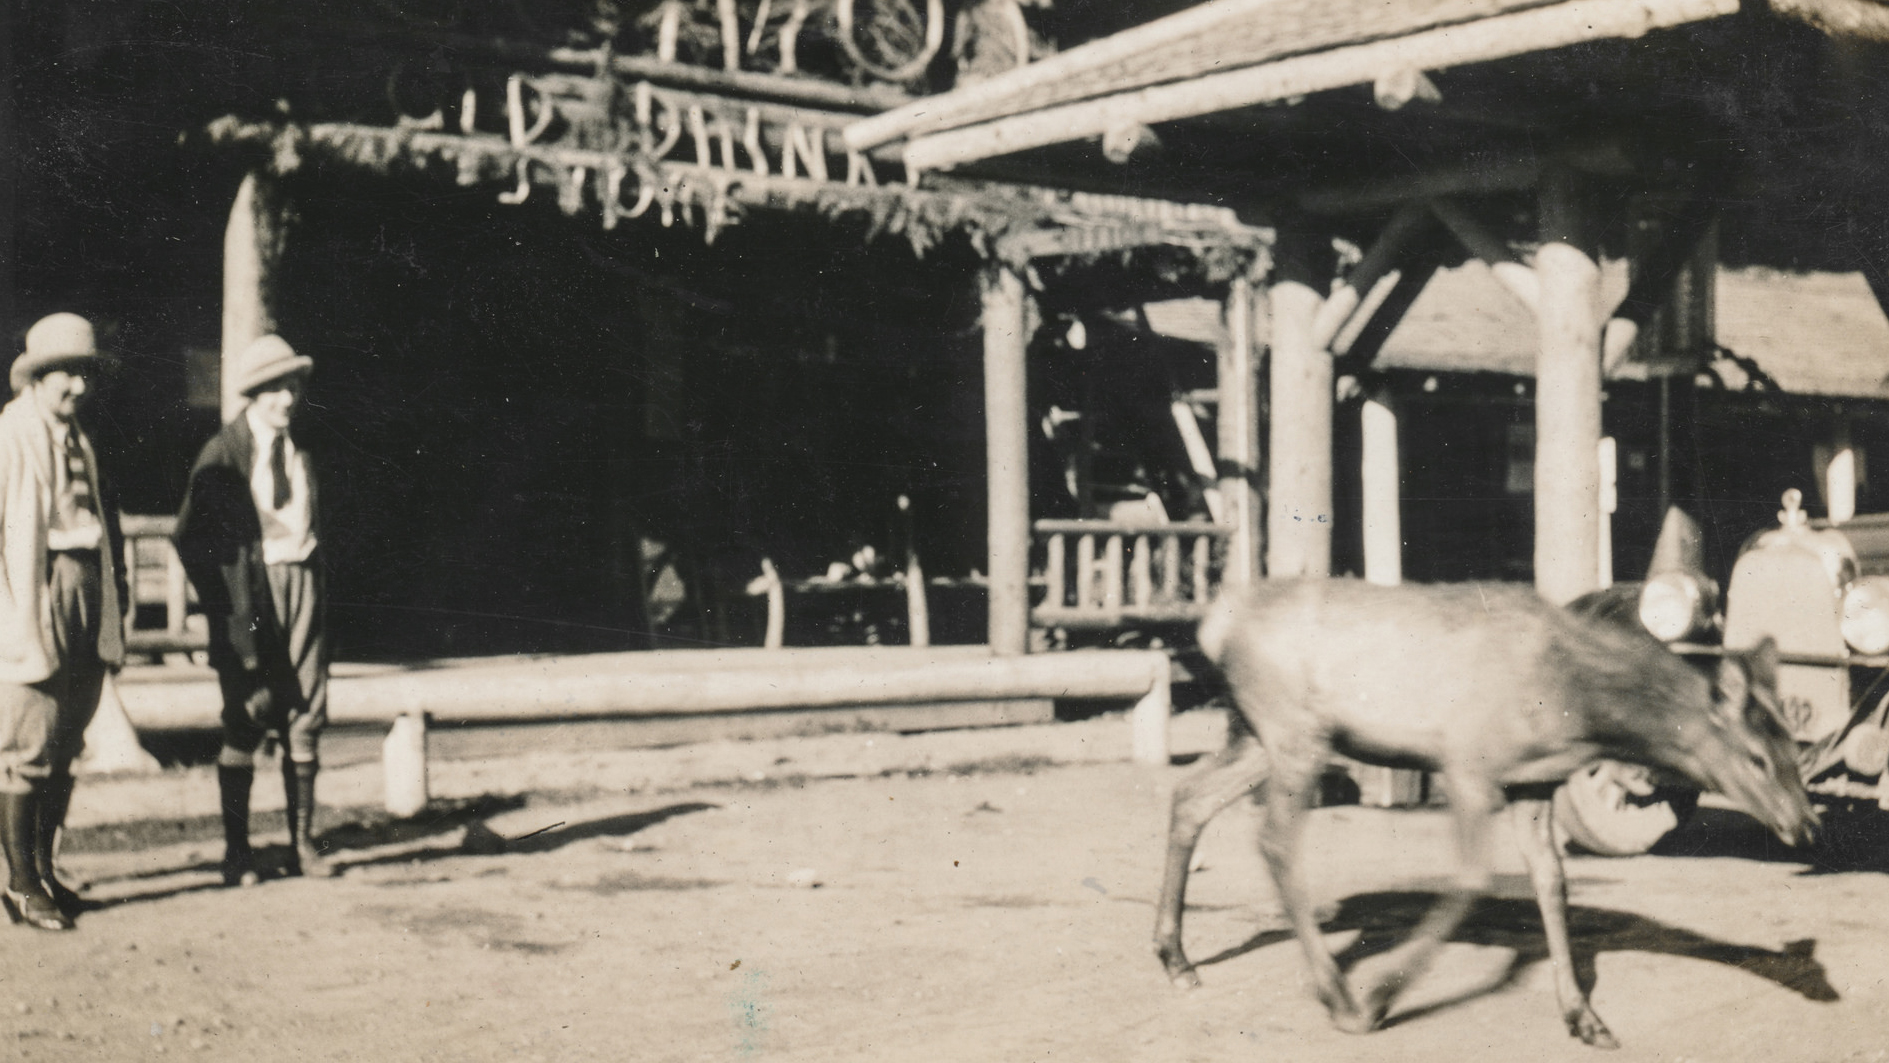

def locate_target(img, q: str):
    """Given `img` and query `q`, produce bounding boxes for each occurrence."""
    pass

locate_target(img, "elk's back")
[1209,580,1710,784]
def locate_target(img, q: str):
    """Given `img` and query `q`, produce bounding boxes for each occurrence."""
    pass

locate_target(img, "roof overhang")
[205,115,1272,274]
[844,0,1886,174]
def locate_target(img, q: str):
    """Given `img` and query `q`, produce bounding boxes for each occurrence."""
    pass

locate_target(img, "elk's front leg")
[1341,773,1499,1033]
[1154,729,1268,988]
[1512,795,1618,1049]
[1254,724,1359,1026]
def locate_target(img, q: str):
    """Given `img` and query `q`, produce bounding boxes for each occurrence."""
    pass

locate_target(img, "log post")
[1217,276,1262,588]
[1361,393,1402,586]
[1267,234,1333,579]
[0,5,15,341]
[222,172,289,422]
[983,265,1031,656]
[1534,163,1603,605]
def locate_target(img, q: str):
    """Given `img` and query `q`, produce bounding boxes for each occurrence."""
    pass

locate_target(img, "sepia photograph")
[4,0,1889,1058]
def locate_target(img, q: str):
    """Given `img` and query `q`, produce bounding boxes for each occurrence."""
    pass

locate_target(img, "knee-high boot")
[1,790,70,930]
[217,765,259,887]
[37,772,84,915]
[283,760,334,878]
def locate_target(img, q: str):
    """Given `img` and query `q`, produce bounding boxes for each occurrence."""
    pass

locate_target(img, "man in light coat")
[175,335,333,885]
[0,313,126,930]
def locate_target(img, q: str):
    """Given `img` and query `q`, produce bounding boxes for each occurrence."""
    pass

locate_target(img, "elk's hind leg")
[1511,794,1618,1049]
[1155,724,1268,988]
[1340,772,1500,1033]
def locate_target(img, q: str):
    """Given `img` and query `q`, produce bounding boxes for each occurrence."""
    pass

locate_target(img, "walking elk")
[1153,579,1815,1047]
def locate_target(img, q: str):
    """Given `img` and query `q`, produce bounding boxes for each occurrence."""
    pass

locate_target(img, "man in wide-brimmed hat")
[175,334,335,885]
[0,313,127,930]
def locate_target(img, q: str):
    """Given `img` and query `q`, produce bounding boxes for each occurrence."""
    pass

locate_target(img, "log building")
[7,0,1889,679]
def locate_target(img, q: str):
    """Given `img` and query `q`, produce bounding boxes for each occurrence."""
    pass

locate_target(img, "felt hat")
[233,334,313,396]
[10,313,109,393]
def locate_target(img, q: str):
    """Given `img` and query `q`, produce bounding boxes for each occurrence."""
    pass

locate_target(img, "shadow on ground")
[1185,887,1838,1031]
[1650,804,1889,873]
[330,800,720,873]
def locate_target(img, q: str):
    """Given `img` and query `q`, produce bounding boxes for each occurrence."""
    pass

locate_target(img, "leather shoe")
[221,855,260,888]
[6,888,74,931]
[42,877,87,919]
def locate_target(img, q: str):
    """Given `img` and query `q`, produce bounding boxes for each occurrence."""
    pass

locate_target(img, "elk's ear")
[1744,636,1780,692]
[1713,651,1750,714]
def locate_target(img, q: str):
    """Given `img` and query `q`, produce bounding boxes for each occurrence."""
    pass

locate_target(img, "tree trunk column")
[982,266,1031,656]
[222,171,289,422]
[1267,237,1332,579]
[1535,164,1603,604]
[1361,394,1402,586]
[1217,276,1262,588]
[1,6,16,340]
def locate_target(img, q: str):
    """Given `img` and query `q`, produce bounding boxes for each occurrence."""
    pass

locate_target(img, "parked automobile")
[1556,489,1889,855]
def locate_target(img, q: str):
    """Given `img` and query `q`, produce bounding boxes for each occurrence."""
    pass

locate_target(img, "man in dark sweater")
[175,335,333,885]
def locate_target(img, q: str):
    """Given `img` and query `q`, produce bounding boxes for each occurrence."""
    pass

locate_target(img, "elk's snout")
[1774,798,1820,850]
[1722,760,1818,850]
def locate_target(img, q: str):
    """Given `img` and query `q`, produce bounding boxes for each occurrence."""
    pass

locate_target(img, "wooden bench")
[118,514,207,657]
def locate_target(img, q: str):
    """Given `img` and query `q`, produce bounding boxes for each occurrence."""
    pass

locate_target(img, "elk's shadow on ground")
[1188,885,1837,1029]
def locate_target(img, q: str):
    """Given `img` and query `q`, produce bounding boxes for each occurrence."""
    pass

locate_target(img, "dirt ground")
[7,709,1889,1063]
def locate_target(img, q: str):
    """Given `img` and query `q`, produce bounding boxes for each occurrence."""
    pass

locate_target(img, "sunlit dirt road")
[6,712,1888,1062]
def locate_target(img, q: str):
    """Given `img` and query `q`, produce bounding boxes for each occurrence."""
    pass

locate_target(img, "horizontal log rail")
[116,644,1179,764]
[1033,519,1229,628]
[118,514,206,656]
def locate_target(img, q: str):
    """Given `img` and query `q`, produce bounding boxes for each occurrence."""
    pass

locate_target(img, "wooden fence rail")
[1032,519,1229,628]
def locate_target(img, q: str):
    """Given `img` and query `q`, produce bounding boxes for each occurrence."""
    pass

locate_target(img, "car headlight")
[1842,576,1889,655]
[1638,572,1711,642]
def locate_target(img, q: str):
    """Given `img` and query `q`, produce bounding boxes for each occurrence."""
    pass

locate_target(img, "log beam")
[1218,276,1262,587]
[1311,202,1431,352]
[846,0,1558,151]
[221,172,288,422]
[983,266,1032,655]
[1602,192,1720,370]
[897,0,1735,172]
[1429,197,1541,312]
[1534,163,1604,605]
[1336,258,1442,366]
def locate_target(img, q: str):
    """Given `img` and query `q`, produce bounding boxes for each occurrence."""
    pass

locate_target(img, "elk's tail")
[1196,593,1240,665]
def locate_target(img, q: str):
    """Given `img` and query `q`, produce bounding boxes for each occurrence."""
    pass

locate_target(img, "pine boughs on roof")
[204,114,1269,272]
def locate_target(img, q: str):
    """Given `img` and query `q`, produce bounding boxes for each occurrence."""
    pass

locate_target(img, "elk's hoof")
[1569,1010,1619,1050]
[1161,962,1202,990]
[1319,984,1378,1035]
[1328,1008,1379,1036]
[1156,947,1202,990]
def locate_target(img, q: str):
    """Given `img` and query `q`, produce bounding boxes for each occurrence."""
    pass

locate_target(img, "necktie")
[65,430,95,516]
[270,433,291,510]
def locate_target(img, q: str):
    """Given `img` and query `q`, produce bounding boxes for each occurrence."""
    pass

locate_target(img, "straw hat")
[233,335,313,396]
[10,313,109,393]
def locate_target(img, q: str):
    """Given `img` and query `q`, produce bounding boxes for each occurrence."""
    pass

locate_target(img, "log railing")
[118,514,207,656]
[1032,519,1229,628]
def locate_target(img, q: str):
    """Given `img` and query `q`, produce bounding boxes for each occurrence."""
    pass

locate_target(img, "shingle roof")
[1142,264,1889,397]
